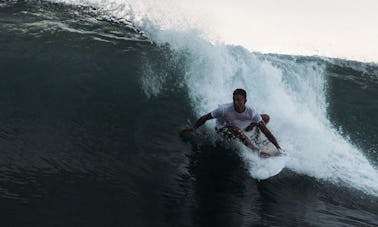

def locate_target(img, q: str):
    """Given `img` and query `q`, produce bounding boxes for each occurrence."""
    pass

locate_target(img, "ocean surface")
[1,1,378,226]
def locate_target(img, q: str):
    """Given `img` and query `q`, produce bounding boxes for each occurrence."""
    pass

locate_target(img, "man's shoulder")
[216,103,233,110]
[211,103,233,116]
[223,103,235,111]
[245,105,258,113]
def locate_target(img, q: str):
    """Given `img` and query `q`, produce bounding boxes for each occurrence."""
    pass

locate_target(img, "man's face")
[233,94,246,113]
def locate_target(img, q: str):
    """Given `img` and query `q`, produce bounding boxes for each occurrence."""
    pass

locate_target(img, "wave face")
[1,1,378,226]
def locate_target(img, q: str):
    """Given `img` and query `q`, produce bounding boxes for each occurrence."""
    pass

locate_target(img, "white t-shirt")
[211,103,262,130]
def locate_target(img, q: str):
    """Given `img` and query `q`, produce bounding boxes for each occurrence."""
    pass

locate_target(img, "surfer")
[182,88,282,155]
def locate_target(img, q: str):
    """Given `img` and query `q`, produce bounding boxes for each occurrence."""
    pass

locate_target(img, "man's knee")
[261,114,270,124]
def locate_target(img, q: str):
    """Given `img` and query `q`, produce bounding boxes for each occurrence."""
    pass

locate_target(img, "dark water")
[0,1,378,226]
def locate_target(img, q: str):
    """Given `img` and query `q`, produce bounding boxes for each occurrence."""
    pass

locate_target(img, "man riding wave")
[182,88,282,157]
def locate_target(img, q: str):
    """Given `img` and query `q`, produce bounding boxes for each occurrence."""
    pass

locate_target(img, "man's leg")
[254,114,270,140]
[223,126,257,150]
[218,126,270,157]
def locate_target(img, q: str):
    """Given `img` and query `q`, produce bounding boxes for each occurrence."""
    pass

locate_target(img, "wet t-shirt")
[211,103,262,130]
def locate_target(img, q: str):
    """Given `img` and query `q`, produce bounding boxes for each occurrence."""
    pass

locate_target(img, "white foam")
[52,0,378,196]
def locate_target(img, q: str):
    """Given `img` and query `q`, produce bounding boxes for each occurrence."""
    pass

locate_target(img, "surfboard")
[242,132,286,180]
[242,142,285,179]
[252,141,285,179]
[258,142,282,158]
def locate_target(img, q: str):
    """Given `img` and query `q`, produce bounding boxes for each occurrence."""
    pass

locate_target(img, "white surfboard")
[241,133,286,180]
[242,147,286,179]
[253,141,285,179]
[258,142,281,158]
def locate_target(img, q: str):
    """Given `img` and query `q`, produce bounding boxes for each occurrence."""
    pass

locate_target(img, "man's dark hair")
[233,88,247,99]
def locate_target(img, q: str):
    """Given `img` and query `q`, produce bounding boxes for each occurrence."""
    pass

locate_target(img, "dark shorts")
[215,126,239,140]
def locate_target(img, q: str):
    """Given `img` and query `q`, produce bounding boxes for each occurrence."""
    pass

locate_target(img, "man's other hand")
[182,127,196,132]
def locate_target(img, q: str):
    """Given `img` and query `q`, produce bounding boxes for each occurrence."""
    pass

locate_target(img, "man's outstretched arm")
[257,121,281,150]
[182,113,213,132]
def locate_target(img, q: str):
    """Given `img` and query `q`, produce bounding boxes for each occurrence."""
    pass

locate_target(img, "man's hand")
[182,127,196,133]
[245,122,257,131]
[182,113,213,133]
